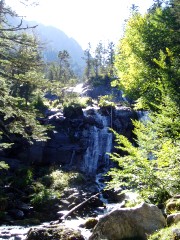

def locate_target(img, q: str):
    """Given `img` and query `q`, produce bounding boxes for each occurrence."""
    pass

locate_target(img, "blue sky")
[6,0,154,49]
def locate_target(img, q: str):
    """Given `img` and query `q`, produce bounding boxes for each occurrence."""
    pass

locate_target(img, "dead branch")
[60,192,100,221]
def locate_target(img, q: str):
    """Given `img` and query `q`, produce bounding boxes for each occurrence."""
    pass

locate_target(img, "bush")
[11,167,33,189]
[30,170,84,210]
[63,104,83,118]
[98,95,115,108]
[32,95,47,112]
[50,170,84,190]
[30,187,59,210]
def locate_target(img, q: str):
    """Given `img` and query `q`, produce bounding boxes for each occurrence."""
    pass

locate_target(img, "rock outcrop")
[89,202,166,240]
[26,105,136,175]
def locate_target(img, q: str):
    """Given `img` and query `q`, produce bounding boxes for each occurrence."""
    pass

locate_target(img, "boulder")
[166,195,180,214]
[173,228,180,240]
[167,213,180,226]
[8,209,24,220]
[89,202,166,240]
[26,226,85,240]
[83,218,98,229]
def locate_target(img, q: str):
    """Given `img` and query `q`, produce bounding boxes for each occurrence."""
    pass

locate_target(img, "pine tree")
[107,0,180,203]
[0,1,49,155]
[107,96,180,203]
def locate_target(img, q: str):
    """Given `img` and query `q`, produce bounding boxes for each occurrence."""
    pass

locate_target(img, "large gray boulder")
[89,202,166,240]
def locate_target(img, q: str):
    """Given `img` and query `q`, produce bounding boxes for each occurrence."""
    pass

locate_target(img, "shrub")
[98,95,115,108]
[32,95,47,112]
[11,167,33,189]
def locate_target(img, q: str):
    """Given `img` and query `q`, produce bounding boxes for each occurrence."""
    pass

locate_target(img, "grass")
[148,221,180,240]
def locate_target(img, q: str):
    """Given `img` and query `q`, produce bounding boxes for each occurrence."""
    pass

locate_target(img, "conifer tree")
[0,1,48,157]
[108,0,180,203]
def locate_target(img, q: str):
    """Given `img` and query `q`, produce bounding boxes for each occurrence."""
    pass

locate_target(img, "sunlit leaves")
[114,4,180,110]
[107,97,180,202]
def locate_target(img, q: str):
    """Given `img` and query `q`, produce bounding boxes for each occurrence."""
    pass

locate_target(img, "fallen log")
[60,192,100,221]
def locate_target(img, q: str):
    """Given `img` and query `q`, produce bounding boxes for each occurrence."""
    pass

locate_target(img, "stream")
[0,104,114,240]
[0,84,140,239]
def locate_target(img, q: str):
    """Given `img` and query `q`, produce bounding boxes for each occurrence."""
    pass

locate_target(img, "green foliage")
[62,94,92,118]
[108,1,180,204]
[30,169,84,210]
[46,50,77,85]
[98,95,115,108]
[63,96,92,109]
[11,167,34,188]
[90,75,111,87]
[50,170,84,190]
[0,5,50,151]
[148,221,180,240]
[0,161,9,170]
[31,95,47,112]
[30,184,59,210]
[0,82,48,143]
[63,104,83,119]
[107,97,180,203]
[78,97,93,107]
[83,41,116,85]
[113,3,180,109]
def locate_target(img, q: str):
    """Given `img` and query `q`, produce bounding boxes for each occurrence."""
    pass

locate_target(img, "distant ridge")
[7,16,85,76]
[30,22,85,76]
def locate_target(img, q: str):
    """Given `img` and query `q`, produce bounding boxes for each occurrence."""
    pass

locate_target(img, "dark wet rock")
[1,93,137,177]
[26,225,85,240]
[84,116,103,128]
[88,196,104,208]
[63,105,83,119]
[82,218,98,229]
[113,106,137,140]
[16,202,32,213]
[8,209,24,220]
[101,188,127,204]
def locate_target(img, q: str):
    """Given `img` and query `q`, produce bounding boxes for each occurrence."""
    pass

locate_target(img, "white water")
[83,109,113,174]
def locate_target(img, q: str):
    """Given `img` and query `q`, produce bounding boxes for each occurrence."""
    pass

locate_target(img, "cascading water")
[82,108,113,175]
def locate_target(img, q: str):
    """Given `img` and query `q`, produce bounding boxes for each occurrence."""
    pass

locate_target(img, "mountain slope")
[32,22,85,76]
[7,17,85,76]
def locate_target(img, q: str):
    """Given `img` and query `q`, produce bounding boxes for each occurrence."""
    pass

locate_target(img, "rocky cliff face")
[26,104,137,175]
[0,83,137,175]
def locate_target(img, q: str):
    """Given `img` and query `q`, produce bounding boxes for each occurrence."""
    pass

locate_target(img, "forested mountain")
[31,22,85,76]
[7,17,85,77]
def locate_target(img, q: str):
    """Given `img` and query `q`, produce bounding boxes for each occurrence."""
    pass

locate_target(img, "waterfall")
[82,108,113,175]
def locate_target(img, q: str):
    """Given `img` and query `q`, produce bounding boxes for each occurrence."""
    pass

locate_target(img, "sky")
[6,0,154,50]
